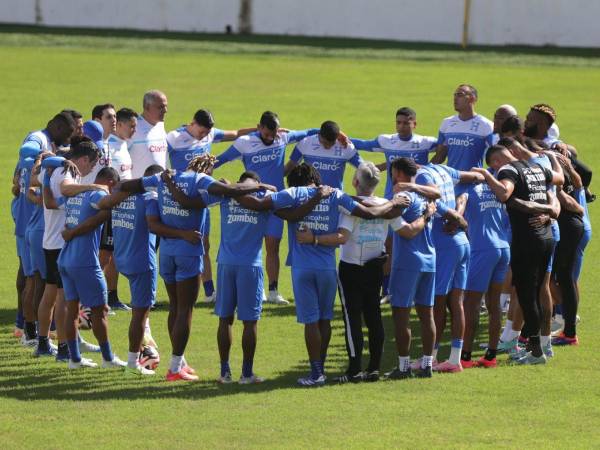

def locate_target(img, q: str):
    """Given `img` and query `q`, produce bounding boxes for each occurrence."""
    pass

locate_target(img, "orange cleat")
[475,357,497,368]
[13,327,24,339]
[460,359,477,369]
[166,370,199,382]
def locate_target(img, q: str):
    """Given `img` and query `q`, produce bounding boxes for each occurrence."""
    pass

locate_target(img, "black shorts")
[44,248,63,288]
[100,216,113,251]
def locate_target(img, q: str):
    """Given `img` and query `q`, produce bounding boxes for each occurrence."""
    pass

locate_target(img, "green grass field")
[1,28,599,448]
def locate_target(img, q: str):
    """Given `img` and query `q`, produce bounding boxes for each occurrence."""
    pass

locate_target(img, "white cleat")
[267,291,289,305]
[79,338,101,353]
[202,292,217,303]
[68,358,99,369]
[379,295,390,305]
[239,374,265,385]
[21,335,38,348]
[124,365,155,376]
[101,356,127,368]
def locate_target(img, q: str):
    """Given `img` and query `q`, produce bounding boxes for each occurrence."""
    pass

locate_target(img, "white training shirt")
[339,196,390,266]
[39,168,71,250]
[79,138,110,185]
[128,116,168,178]
[107,134,133,180]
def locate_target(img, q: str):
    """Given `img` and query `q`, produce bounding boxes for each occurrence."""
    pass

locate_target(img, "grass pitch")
[1,28,599,448]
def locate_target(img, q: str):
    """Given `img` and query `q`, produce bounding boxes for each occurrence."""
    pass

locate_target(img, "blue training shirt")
[167,126,225,171]
[58,190,107,268]
[142,171,215,257]
[214,129,318,190]
[438,114,494,171]
[270,187,358,270]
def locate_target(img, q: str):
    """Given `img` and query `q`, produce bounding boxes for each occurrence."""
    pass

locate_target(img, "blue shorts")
[60,265,107,308]
[547,240,558,273]
[216,264,264,321]
[159,253,203,284]
[390,269,435,308]
[200,209,210,237]
[291,268,337,324]
[124,269,157,308]
[27,229,46,279]
[466,247,510,292]
[266,213,284,239]
[16,235,25,258]
[573,228,591,281]
[435,243,470,296]
[19,235,34,277]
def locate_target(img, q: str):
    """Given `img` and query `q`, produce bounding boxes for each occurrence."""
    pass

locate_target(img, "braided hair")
[186,153,217,174]
[287,162,322,187]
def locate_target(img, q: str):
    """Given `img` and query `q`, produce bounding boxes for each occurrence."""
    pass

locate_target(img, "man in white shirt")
[92,103,117,141]
[129,90,168,178]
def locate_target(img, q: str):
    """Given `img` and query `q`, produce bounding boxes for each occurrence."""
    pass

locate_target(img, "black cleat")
[385,367,413,380]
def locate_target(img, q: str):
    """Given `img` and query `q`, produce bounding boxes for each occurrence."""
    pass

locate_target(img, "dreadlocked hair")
[531,103,556,124]
[287,162,322,187]
[186,153,217,174]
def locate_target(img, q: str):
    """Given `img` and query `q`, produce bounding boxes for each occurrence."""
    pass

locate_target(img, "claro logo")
[251,152,279,164]
[149,144,167,153]
[312,161,340,171]
[447,136,475,147]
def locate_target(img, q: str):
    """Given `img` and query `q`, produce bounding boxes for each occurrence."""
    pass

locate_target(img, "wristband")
[314,235,319,246]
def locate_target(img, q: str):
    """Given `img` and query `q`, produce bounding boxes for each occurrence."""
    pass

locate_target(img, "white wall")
[2,0,600,48]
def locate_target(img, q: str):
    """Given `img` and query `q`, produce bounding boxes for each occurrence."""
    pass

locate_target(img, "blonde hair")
[186,153,217,174]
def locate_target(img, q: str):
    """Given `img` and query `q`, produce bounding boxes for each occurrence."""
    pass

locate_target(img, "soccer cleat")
[108,300,131,311]
[460,359,477,369]
[516,352,547,365]
[414,366,433,378]
[475,357,497,368]
[107,306,116,316]
[379,295,390,305]
[13,327,24,339]
[166,370,199,382]
[385,367,413,380]
[181,364,197,376]
[363,370,380,382]
[433,360,463,373]
[49,330,57,340]
[239,374,265,385]
[20,335,38,348]
[201,292,216,303]
[551,316,565,334]
[124,365,155,376]
[509,346,527,361]
[217,373,233,384]
[101,356,127,368]
[68,358,99,369]
[497,338,518,353]
[33,346,57,358]
[552,333,579,346]
[267,291,289,305]
[55,352,70,363]
[409,359,422,371]
[334,372,363,384]
[543,342,554,358]
[79,338,101,353]
[518,336,528,345]
[297,375,325,387]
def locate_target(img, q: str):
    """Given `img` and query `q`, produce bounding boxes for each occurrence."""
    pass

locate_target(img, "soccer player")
[384,157,437,379]
[129,90,168,178]
[350,107,438,302]
[431,84,494,170]
[285,120,362,190]
[268,163,408,387]
[214,111,322,305]
[92,103,117,141]
[456,168,511,368]
[167,109,255,303]
[335,163,394,383]
[492,104,517,143]
[59,166,126,369]
[62,109,84,138]
[120,154,277,381]
[415,163,483,373]
[35,137,109,361]
[12,112,75,337]
[473,144,562,364]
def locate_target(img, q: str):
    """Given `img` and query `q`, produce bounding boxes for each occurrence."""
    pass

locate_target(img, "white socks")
[421,355,433,369]
[127,351,139,369]
[449,346,462,366]
[399,356,410,372]
[540,335,551,348]
[170,355,183,373]
[501,320,520,342]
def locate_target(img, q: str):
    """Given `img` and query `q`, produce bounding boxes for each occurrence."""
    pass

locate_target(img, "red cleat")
[166,370,199,382]
[13,327,24,339]
[551,333,579,346]
[181,364,197,375]
[460,359,477,369]
[433,360,463,373]
[475,357,497,368]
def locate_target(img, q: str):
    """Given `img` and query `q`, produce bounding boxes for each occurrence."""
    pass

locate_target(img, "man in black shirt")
[473,144,562,364]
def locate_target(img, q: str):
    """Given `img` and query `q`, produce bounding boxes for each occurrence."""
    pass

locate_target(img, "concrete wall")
[2,0,600,48]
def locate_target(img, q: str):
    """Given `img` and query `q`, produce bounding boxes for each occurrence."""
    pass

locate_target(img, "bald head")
[142,90,168,125]
[493,104,518,134]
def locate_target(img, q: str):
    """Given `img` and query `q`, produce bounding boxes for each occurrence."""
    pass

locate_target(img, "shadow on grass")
[0,303,491,402]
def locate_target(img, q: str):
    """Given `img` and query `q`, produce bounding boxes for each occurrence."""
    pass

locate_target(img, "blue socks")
[451,338,464,349]
[382,275,390,296]
[67,339,81,363]
[99,341,114,362]
[15,311,24,329]
[220,360,231,377]
[309,360,324,380]
[242,360,253,378]
[203,280,215,297]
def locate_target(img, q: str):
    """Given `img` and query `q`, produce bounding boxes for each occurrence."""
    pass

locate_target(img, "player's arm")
[557,189,584,216]
[556,153,583,189]
[218,127,257,142]
[118,178,145,194]
[471,167,514,202]
[284,145,303,176]
[213,144,242,169]
[506,191,560,218]
[350,194,409,220]
[430,144,447,164]
[146,215,201,244]
[458,170,485,184]
[455,192,468,216]
[284,128,320,144]
[296,227,351,247]
[62,210,110,242]
[96,190,132,210]
[543,151,565,186]
[160,172,207,209]
[395,202,436,239]
[393,182,441,200]
[207,179,275,198]
[27,187,43,206]
[275,186,335,221]
[350,137,380,151]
